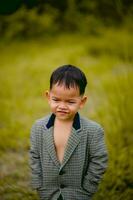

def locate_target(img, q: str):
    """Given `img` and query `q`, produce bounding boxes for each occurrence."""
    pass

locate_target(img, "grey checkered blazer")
[29,113,108,200]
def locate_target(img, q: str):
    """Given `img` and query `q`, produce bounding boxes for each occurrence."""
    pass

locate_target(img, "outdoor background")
[0,0,133,199]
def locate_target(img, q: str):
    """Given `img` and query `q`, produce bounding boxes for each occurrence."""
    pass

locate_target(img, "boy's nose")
[58,102,67,109]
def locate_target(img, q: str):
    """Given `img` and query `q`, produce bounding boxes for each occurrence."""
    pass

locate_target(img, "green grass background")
[0,28,133,199]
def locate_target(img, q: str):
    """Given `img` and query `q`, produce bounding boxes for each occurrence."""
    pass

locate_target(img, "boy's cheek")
[48,100,55,106]
[50,104,56,111]
[79,104,84,110]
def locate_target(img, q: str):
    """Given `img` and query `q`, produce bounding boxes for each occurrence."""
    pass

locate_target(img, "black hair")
[50,64,87,95]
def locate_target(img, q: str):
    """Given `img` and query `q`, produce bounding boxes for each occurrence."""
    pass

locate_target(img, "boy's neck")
[54,117,73,127]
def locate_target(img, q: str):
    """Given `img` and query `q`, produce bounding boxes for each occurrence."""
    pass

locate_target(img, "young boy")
[29,64,108,200]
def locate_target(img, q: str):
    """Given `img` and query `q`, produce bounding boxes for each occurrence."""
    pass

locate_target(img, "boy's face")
[46,83,87,122]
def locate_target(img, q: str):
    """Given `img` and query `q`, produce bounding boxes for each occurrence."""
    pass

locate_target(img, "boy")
[29,64,108,200]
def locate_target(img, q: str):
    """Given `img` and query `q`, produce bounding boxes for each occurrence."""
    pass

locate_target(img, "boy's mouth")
[57,110,68,114]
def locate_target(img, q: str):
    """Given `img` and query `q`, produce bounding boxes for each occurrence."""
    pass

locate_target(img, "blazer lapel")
[43,112,82,169]
[61,127,82,168]
[43,127,60,168]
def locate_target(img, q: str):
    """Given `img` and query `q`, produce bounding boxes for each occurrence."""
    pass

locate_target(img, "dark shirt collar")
[46,112,80,130]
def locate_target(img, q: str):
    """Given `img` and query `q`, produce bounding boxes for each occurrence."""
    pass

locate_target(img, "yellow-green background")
[0,2,133,199]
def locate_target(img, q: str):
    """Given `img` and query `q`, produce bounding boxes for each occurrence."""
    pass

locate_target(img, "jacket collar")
[46,112,81,130]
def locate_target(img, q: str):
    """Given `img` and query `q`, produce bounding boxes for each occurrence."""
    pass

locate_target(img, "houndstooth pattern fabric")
[29,114,108,200]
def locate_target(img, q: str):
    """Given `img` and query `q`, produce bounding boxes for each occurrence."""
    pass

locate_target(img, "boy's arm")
[29,122,42,190]
[83,126,108,195]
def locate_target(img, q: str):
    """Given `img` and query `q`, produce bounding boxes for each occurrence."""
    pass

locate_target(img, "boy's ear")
[80,95,87,109]
[43,90,50,100]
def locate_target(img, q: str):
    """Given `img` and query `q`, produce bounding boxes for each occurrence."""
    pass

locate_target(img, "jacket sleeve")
[29,122,42,189]
[83,126,108,195]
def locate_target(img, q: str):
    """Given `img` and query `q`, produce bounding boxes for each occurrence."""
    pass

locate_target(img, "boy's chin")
[55,113,75,121]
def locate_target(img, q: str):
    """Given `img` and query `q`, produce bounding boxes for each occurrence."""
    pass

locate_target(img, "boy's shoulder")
[80,115,104,132]
[32,114,51,129]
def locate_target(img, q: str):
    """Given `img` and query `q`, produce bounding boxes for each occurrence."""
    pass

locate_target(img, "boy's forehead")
[51,83,79,90]
[50,83,80,97]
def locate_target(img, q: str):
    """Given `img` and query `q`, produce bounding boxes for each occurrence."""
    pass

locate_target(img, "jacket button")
[59,170,65,175]
[60,184,65,189]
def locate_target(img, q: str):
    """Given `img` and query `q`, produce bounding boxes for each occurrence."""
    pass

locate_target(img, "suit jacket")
[29,113,108,200]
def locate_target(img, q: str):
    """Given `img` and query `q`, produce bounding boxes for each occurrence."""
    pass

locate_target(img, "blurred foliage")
[87,29,133,62]
[0,6,59,40]
[0,0,133,40]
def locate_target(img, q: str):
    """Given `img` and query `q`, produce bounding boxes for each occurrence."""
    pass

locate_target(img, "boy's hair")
[50,64,87,95]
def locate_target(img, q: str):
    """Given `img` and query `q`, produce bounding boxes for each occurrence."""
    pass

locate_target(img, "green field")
[0,28,133,199]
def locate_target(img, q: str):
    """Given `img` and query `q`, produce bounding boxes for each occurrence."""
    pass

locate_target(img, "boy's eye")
[68,101,75,104]
[52,98,59,102]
